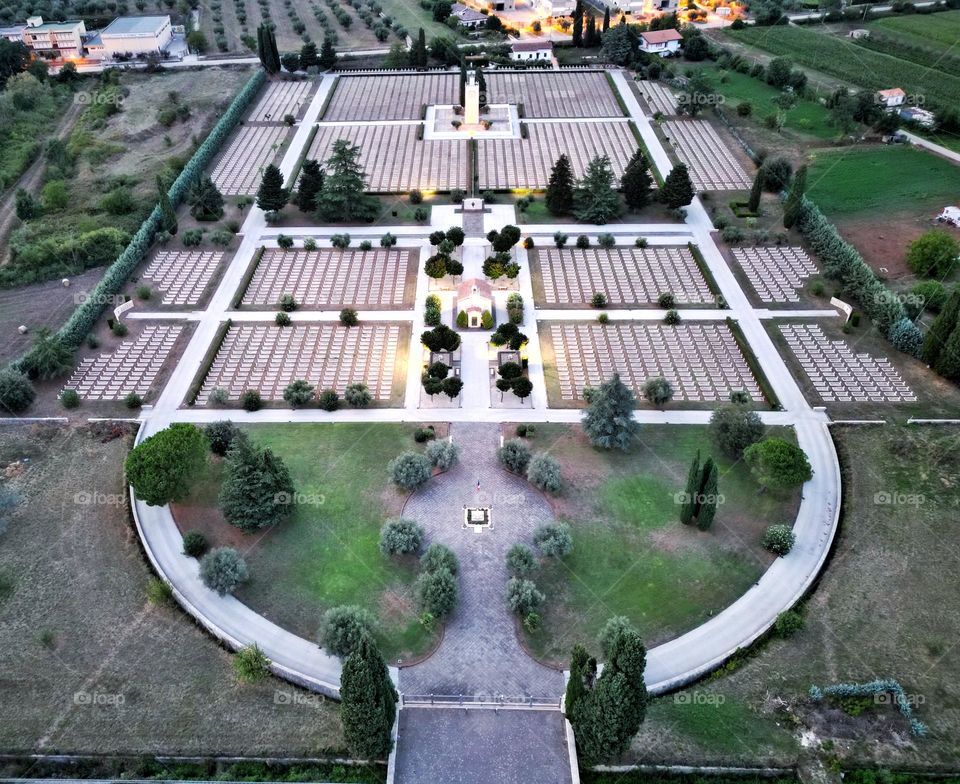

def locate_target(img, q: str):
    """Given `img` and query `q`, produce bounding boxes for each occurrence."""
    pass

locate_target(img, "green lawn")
[179,423,438,663]
[519,424,800,665]
[727,24,960,108]
[805,145,960,217]
[693,65,836,139]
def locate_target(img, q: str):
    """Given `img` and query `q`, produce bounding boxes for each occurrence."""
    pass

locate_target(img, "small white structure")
[638,28,683,57]
[88,15,172,58]
[533,0,577,16]
[450,3,487,28]
[464,71,480,125]
[937,206,960,228]
[509,40,553,61]
[848,28,869,38]
[900,106,936,128]
[456,278,494,328]
[876,87,906,110]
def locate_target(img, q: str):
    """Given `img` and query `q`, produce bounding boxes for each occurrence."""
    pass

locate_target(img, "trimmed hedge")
[15,70,267,371]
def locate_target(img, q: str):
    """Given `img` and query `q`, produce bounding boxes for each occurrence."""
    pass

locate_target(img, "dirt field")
[0,423,343,756]
[626,424,960,769]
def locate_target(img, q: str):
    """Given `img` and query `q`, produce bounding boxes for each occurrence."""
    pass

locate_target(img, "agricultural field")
[0,424,344,756]
[173,423,441,663]
[626,425,960,769]
[864,9,960,73]
[515,424,799,666]
[726,24,960,110]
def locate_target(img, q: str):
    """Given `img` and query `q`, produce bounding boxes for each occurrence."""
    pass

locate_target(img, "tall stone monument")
[464,70,480,126]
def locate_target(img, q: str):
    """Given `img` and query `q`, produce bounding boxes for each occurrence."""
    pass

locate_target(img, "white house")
[876,87,906,110]
[450,3,488,28]
[638,28,682,57]
[509,40,553,61]
[89,15,173,58]
[456,278,494,328]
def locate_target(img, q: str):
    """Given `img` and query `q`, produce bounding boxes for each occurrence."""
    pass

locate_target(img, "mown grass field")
[626,424,960,768]
[726,24,960,108]
[177,423,439,663]
[805,145,960,217]
[517,424,800,666]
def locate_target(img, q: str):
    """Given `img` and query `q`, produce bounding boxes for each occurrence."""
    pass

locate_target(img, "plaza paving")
[534,246,714,306]
[733,246,818,303]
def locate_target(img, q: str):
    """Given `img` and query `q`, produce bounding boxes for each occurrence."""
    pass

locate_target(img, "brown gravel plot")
[486,71,623,118]
[248,79,314,122]
[197,323,402,403]
[308,124,468,192]
[211,124,290,195]
[0,424,342,756]
[477,120,636,190]
[535,246,714,306]
[242,248,415,308]
[323,73,460,121]
[545,321,762,403]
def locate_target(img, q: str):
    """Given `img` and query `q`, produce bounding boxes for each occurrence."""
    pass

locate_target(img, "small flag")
[476,478,481,491]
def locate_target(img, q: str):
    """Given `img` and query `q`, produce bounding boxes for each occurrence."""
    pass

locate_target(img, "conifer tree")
[340,636,398,759]
[680,450,700,525]
[661,163,694,209]
[572,1,584,47]
[546,154,574,216]
[218,437,295,533]
[582,373,639,450]
[586,14,597,47]
[565,644,591,720]
[620,149,653,211]
[320,35,337,69]
[935,320,960,380]
[923,288,960,367]
[747,168,763,213]
[256,164,289,213]
[315,139,379,222]
[602,6,610,31]
[696,457,718,531]
[573,155,622,224]
[294,159,324,211]
[299,40,319,69]
[157,175,177,235]
[782,164,806,229]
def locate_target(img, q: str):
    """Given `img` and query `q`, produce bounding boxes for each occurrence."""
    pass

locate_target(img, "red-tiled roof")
[511,39,552,52]
[640,29,683,44]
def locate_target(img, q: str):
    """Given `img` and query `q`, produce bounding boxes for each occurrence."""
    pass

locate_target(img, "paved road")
[902,131,960,166]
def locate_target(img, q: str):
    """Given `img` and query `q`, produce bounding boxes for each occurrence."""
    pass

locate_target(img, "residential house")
[638,28,682,56]
[509,39,553,61]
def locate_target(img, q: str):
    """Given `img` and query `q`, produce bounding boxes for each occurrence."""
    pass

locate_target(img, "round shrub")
[762,523,796,556]
[275,311,291,326]
[61,388,80,409]
[379,518,424,556]
[425,439,459,471]
[506,577,544,616]
[527,452,562,494]
[284,379,316,408]
[241,389,263,411]
[416,567,458,618]
[234,643,271,682]
[124,392,143,409]
[664,309,682,325]
[498,438,532,474]
[318,388,340,411]
[420,542,459,576]
[208,387,229,406]
[389,451,432,491]
[182,530,209,557]
[204,420,245,456]
[657,292,676,308]
[199,547,249,595]
[505,543,536,576]
[533,522,573,558]
[317,605,377,657]
[414,426,436,443]
[344,382,371,408]
[773,608,805,637]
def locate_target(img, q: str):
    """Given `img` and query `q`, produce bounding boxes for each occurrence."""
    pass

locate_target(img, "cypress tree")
[782,164,806,229]
[564,644,591,720]
[621,149,653,211]
[218,437,295,533]
[300,40,319,69]
[747,168,763,213]
[268,26,281,73]
[602,7,610,31]
[572,1,584,47]
[294,159,324,211]
[935,321,960,380]
[476,66,487,105]
[586,14,597,47]
[695,457,718,531]
[661,163,694,209]
[157,175,177,235]
[546,153,574,215]
[256,163,289,213]
[923,288,960,366]
[680,450,700,524]
[459,61,467,106]
[256,25,267,70]
[319,35,337,69]
[340,636,397,759]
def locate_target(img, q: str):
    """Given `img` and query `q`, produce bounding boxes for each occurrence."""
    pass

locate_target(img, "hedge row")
[15,69,267,371]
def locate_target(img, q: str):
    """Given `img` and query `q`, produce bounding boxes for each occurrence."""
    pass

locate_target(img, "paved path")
[399,423,564,699]
[902,131,960,166]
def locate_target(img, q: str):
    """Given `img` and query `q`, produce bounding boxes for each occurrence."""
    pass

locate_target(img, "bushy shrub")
[420,542,458,576]
[527,452,562,494]
[591,292,607,308]
[506,577,544,616]
[181,228,203,247]
[284,379,316,407]
[533,522,573,558]
[199,547,249,595]
[773,608,804,637]
[146,577,174,606]
[762,523,796,556]
[182,530,209,558]
[318,388,340,411]
[888,317,923,358]
[416,567,458,617]
[498,438,532,474]
[425,439,459,471]
[414,426,436,443]
[60,388,80,409]
[317,605,377,657]
[233,644,271,682]
[275,311,291,326]
[204,420,245,456]
[505,543,536,576]
[344,382,371,408]
[389,451,432,490]
[379,518,424,556]
[598,615,636,659]
[241,389,262,411]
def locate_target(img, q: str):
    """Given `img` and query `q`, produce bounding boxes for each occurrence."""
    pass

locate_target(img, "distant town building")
[85,15,173,58]
[533,0,577,16]
[638,28,682,56]
[450,3,488,28]
[509,39,553,61]
[20,16,86,59]
[876,87,906,110]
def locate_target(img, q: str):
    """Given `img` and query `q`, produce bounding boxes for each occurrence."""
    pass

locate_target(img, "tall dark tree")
[340,636,398,759]
[782,165,806,229]
[602,7,610,32]
[188,176,225,221]
[256,163,289,213]
[476,66,487,106]
[546,154,575,216]
[565,644,595,720]
[299,40,319,69]
[935,321,960,380]
[572,1,584,47]
[620,149,653,211]
[661,163,694,209]
[923,288,960,367]
[747,168,763,213]
[0,39,30,89]
[695,457,718,531]
[157,175,177,235]
[585,14,598,47]
[410,27,428,67]
[315,139,379,222]
[459,60,467,106]
[294,159,324,211]
[218,436,295,533]
[573,155,622,224]
[319,35,338,69]
[582,373,639,451]
[257,24,280,73]
[680,450,700,525]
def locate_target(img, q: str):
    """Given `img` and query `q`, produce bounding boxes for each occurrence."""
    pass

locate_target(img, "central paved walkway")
[399,422,565,700]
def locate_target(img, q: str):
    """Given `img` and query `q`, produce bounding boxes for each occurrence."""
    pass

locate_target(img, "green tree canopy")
[340,635,398,759]
[315,139,379,222]
[218,436,296,532]
[582,373,639,450]
[744,437,813,490]
[125,423,208,506]
[573,155,623,224]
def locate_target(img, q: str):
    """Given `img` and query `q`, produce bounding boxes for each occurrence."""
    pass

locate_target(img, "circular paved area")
[399,422,565,700]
